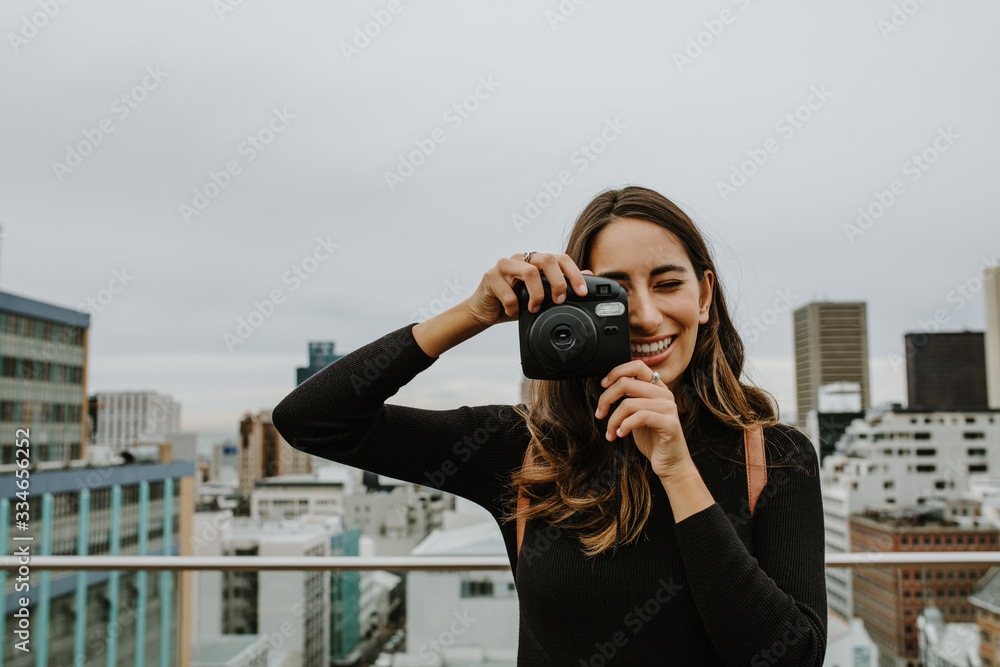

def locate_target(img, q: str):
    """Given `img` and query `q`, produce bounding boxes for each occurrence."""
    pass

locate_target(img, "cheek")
[662,295,702,326]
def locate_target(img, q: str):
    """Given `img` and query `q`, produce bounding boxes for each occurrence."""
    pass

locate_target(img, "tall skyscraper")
[0,290,89,468]
[985,266,1000,409]
[296,342,343,385]
[793,302,871,428]
[904,331,988,409]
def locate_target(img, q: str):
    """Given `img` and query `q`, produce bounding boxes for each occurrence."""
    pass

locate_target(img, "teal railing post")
[35,493,53,667]
[135,481,149,667]
[160,478,173,667]
[73,489,90,666]
[106,485,122,667]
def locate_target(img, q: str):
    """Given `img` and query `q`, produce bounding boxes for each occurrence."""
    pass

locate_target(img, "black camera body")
[517,274,631,380]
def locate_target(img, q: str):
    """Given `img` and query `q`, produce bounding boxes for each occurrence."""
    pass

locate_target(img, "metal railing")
[6,552,1000,571]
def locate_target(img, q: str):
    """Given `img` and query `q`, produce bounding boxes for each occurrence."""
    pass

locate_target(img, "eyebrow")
[596,264,688,282]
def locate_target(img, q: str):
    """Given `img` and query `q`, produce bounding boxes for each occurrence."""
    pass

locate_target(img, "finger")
[605,398,664,440]
[499,257,545,313]
[595,377,667,420]
[600,360,651,389]
[615,409,671,440]
[554,254,589,297]
[485,271,521,319]
[532,253,569,304]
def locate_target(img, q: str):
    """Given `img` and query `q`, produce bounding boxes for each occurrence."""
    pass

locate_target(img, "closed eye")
[655,281,683,289]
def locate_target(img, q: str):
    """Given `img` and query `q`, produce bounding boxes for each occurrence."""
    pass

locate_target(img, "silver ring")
[650,371,660,384]
[523,251,536,262]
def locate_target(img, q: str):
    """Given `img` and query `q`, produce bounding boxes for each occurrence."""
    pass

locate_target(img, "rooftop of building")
[191,635,271,666]
[0,460,195,498]
[872,404,1000,416]
[411,520,506,557]
[851,502,999,531]
[254,473,340,488]
[227,515,343,541]
[969,567,1000,614]
[254,467,350,488]
[0,289,89,327]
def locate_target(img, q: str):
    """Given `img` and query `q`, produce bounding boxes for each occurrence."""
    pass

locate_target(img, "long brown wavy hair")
[502,185,788,557]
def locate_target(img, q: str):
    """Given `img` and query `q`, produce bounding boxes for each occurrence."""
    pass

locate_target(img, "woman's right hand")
[465,252,592,327]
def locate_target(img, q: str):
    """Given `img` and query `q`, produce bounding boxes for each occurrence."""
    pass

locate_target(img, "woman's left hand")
[594,361,693,480]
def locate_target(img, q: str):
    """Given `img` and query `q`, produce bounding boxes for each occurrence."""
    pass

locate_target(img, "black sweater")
[271,323,828,666]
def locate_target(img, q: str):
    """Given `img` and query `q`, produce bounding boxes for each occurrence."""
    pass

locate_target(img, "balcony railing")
[6,552,1000,570]
[2,554,995,667]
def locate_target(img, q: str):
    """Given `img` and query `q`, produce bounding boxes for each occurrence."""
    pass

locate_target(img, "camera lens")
[552,325,574,348]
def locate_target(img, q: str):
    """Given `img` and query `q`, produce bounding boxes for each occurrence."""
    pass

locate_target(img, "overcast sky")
[2,0,998,447]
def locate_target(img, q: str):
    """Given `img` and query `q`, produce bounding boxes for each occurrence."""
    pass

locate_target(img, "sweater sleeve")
[672,424,827,666]
[270,323,528,516]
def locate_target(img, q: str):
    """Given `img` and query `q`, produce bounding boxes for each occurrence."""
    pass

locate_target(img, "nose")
[628,287,661,334]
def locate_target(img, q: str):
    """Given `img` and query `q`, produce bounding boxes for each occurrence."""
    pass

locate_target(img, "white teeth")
[631,337,673,356]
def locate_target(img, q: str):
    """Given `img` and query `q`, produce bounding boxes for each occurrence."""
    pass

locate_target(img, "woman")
[272,186,827,665]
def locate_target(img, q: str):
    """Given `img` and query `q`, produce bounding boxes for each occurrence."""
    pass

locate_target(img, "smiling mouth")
[630,336,675,358]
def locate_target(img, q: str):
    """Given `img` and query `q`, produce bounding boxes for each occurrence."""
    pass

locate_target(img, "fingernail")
[616,428,623,437]
[594,408,600,418]
[555,293,565,303]
[606,431,613,441]
[600,377,608,386]
[578,283,587,294]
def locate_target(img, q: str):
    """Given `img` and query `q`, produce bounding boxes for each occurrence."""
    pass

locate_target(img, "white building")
[397,521,518,665]
[822,406,1000,619]
[824,613,879,667]
[190,511,336,667]
[212,440,239,484]
[251,465,357,521]
[345,484,447,556]
[917,608,980,667]
[95,390,181,446]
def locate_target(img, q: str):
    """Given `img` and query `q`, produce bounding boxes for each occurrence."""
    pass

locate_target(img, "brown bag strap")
[516,445,533,558]
[516,426,767,558]
[745,425,767,515]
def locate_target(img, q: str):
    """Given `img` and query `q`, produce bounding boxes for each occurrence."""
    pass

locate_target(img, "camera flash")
[595,302,625,317]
